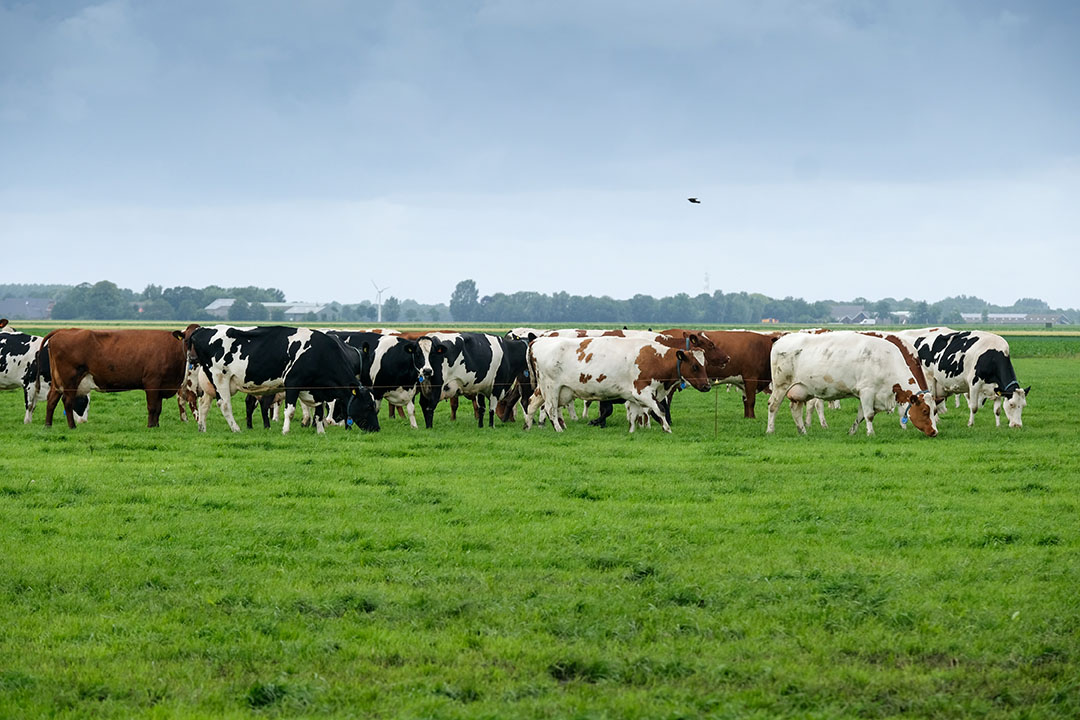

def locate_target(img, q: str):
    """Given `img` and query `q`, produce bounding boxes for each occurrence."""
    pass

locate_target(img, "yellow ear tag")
[352,389,358,396]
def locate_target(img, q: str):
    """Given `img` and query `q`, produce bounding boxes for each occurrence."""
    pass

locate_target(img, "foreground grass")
[0,357,1077,718]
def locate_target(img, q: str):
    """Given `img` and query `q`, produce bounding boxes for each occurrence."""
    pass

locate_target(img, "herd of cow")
[0,318,1030,437]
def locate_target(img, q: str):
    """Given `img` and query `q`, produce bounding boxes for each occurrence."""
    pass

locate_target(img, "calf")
[767,331,937,437]
[180,324,379,434]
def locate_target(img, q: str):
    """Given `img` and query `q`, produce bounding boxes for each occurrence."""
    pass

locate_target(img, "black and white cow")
[179,324,379,434]
[0,319,88,424]
[324,330,430,428]
[416,332,506,428]
[896,328,1031,428]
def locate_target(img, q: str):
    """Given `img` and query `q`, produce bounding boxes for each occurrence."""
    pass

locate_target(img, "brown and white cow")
[41,329,187,428]
[524,336,712,433]
[767,331,938,437]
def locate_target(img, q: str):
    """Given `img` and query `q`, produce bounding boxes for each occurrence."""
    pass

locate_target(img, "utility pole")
[371,280,390,324]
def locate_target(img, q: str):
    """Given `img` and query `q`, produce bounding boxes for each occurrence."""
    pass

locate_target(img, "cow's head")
[0,318,10,332]
[416,336,448,401]
[689,334,730,375]
[677,348,712,392]
[998,384,1030,428]
[345,386,380,432]
[894,385,938,437]
[175,324,202,365]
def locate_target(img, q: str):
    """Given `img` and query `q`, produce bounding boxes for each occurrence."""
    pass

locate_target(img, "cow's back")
[48,329,186,392]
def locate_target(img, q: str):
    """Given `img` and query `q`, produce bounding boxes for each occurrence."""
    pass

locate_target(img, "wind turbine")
[371,280,390,324]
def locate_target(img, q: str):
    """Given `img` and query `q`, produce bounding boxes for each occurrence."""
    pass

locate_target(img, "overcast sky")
[2,0,1078,308]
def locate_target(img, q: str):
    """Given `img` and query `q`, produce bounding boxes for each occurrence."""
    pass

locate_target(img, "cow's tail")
[33,329,62,399]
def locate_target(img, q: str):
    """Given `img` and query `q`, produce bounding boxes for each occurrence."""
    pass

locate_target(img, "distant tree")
[269,308,286,322]
[942,310,964,324]
[449,280,479,321]
[141,283,163,300]
[383,296,401,322]
[405,308,418,322]
[872,299,892,319]
[981,308,989,323]
[228,299,251,321]
[141,298,175,320]
[248,302,269,322]
[912,301,937,325]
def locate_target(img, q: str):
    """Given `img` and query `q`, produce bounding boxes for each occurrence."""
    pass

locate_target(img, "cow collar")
[998,380,1020,394]
[675,353,687,390]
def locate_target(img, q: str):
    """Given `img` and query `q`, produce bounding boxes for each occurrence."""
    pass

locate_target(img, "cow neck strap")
[676,353,687,390]
[1001,380,1020,393]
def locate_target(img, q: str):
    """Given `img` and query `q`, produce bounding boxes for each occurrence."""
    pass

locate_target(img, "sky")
[2,0,1078,308]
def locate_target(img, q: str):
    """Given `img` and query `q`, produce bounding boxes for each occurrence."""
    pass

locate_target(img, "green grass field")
[1,337,1078,718]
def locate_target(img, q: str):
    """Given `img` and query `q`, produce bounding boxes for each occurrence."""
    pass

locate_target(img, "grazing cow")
[41,328,187,428]
[582,329,729,428]
[325,330,430,428]
[1,320,89,424]
[767,331,938,437]
[699,331,781,418]
[416,332,505,429]
[896,327,1030,427]
[525,336,712,433]
[180,324,379,434]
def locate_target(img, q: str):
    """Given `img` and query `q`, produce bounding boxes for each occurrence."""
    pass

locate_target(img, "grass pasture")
[0,342,1078,717]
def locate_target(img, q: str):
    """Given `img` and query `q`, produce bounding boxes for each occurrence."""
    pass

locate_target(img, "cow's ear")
[527,333,537,343]
[0,319,7,329]
[676,349,687,361]
[172,330,184,340]
[1024,386,1031,395]
[361,342,371,354]
[688,334,699,346]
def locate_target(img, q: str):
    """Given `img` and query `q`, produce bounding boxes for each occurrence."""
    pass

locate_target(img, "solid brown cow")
[698,330,782,418]
[42,329,187,428]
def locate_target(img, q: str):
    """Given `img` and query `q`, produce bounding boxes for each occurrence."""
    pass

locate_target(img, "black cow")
[179,324,379,434]
[324,331,429,428]
[416,332,505,428]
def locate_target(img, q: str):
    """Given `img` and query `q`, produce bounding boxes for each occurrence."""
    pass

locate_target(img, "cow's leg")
[474,395,486,428]
[61,389,80,429]
[312,400,326,435]
[404,399,418,429]
[215,382,242,433]
[449,395,459,421]
[197,391,213,432]
[743,381,757,419]
[419,393,437,429]
[789,400,807,435]
[955,394,962,409]
[245,394,258,429]
[633,392,671,433]
[966,386,981,427]
[856,391,876,436]
[176,395,187,422]
[44,386,60,427]
[281,389,304,434]
[388,403,399,419]
[766,382,788,434]
[524,389,544,430]
[145,390,164,428]
[588,401,613,428]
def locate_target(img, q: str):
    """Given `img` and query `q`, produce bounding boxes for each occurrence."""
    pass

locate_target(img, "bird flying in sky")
[687,197,700,204]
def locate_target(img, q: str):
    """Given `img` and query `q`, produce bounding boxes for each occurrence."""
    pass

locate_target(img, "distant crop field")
[1,347,1077,717]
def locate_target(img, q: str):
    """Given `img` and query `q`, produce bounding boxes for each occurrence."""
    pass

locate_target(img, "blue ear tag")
[524,370,530,378]
[418,375,425,384]
[347,418,354,427]
[680,381,687,390]
[188,362,195,370]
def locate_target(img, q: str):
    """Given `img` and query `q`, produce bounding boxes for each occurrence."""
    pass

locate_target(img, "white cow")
[767,331,938,437]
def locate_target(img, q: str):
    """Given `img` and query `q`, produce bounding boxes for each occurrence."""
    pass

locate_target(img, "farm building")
[204,298,342,322]
[959,312,1071,325]
[0,297,54,320]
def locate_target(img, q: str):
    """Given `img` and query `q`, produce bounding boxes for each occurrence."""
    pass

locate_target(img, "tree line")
[1,280,1073,324]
